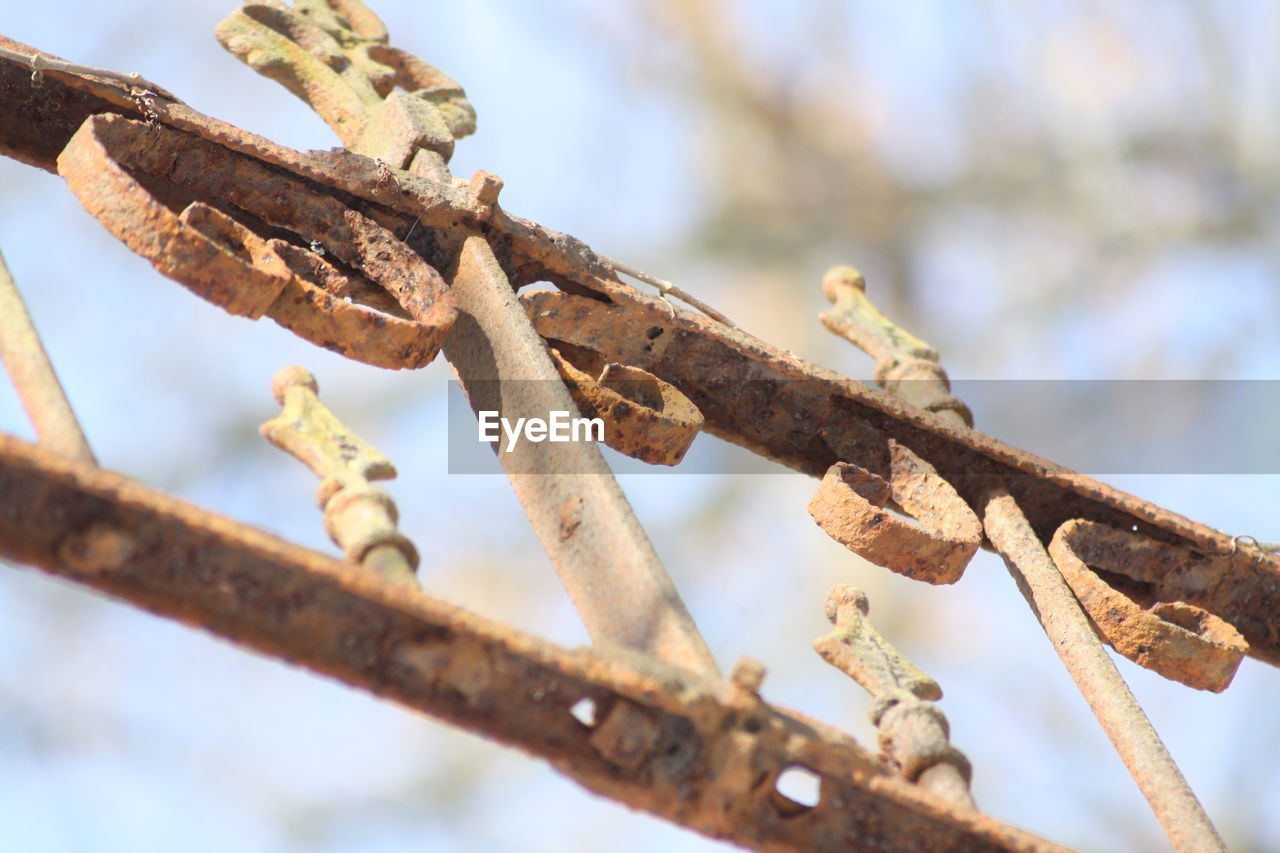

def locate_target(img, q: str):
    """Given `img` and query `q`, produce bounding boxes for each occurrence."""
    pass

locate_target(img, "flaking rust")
[817,266,1229,851]
[0,0,1269,696]
[0,35,627,302]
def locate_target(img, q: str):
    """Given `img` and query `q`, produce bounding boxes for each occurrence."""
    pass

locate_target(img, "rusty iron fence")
[1,3,1276,850]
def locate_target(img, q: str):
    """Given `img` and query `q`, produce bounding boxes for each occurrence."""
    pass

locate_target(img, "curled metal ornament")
[56,113,455,368]
[1050,520,1247,692]
[808,441,981,585]
[546,345,703,467]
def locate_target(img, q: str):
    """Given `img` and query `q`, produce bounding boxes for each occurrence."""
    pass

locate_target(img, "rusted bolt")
[588,699,662,771]
[58,521,135,574]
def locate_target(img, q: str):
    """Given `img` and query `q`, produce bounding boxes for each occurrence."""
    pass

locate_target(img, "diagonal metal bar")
[821,272,1225,849]
[0,434,1066,853]
[442,234,718,675]
[0,32,717,674]
[214,1,720,677]
[0,21,1260,849]
[981,486,1226,853]
[0,247,96,465]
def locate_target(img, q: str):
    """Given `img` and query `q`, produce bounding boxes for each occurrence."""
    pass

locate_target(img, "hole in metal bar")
[774,765,821,812]
[569,697,598,727]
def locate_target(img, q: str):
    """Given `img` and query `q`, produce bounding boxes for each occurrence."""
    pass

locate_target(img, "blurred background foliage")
[1,1,1278,851]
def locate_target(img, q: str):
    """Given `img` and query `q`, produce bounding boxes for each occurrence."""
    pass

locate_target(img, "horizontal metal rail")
[0,435,1062,853]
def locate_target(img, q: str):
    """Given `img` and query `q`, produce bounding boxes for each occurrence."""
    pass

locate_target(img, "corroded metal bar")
[522,289,1280,666]
[0,35,626,302]
[442,236,718,676]
[0,248,96,465]
[2,38,1277,668]
[0,435,1065,853]
[817,276,1222,842]
[0,34,717,675]
[247,0,723,677]
[981,486,1226,853]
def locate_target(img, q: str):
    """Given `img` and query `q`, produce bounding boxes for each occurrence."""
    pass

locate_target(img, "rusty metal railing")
[1,4,1273,850]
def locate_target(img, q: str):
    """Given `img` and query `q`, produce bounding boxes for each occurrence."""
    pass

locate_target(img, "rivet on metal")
[588,699,661,771]
[469,169,503,208]
[57,521,135,574]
